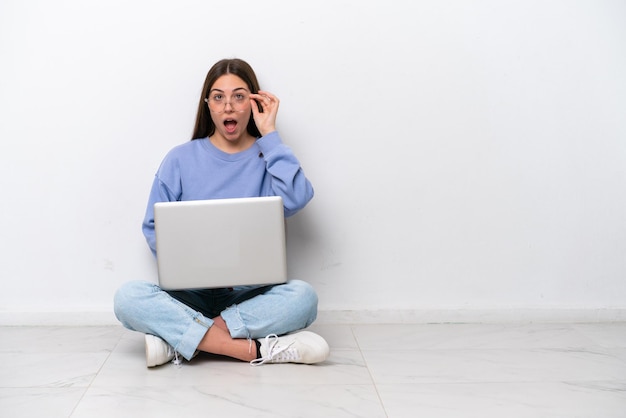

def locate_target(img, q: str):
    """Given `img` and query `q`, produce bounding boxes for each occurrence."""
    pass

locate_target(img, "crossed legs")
[114,280,320,363]
[198,316,257,362]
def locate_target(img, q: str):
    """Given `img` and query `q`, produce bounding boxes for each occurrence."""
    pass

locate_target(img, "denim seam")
[174,312,212,360]
[221,305,250,339]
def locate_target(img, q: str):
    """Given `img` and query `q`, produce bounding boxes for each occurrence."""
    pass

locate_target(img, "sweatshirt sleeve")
[256,131,314,217]
[141,158,181,257]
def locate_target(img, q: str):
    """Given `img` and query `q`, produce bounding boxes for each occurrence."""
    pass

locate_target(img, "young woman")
[114,58,329,367]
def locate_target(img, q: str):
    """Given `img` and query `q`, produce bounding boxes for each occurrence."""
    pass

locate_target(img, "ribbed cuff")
[256,131,281,154]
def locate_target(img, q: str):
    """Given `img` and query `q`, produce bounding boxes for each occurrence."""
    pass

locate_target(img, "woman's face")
[207,74,254,148]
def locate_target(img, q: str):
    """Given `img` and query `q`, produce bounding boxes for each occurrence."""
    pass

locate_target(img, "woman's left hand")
[250,90,279,137]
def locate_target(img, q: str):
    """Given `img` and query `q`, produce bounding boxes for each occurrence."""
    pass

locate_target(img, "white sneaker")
[145,334,175,368]
[251,331,330,366]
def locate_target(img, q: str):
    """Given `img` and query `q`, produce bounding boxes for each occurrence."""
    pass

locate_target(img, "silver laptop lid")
[154,196,287,290]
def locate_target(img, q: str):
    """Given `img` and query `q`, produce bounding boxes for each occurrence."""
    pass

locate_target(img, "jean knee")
[289,280,319,325]
[289,279,318,305]
[113,280,155,325]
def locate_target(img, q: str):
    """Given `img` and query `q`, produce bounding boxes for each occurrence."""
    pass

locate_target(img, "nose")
[223,101,235,112]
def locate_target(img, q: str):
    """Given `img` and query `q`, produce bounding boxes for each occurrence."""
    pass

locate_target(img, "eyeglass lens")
[205,92,249,113]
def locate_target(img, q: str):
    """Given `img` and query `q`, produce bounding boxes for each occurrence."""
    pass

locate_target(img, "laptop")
[154,196,287,290]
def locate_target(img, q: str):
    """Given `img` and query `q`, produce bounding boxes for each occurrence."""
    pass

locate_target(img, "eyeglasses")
[204,91,250,113]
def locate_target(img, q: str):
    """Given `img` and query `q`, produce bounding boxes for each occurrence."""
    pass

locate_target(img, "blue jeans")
[113,280,318,360]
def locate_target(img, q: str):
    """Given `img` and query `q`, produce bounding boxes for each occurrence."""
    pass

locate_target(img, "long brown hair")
[191,59,261,140]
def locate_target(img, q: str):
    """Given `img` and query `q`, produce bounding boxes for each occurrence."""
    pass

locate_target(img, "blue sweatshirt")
[142,131,314,256]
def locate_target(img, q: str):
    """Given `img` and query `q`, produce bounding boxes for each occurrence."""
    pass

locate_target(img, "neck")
[210,134,256,154]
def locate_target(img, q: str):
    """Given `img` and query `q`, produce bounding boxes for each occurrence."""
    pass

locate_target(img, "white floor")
[1,322,625,417]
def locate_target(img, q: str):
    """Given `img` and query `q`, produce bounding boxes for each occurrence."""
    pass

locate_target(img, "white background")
[1,0,625,323]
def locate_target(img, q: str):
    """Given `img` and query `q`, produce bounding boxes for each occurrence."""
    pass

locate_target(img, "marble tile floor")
[1,322,625,417]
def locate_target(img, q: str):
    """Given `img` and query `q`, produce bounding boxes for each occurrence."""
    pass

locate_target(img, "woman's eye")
[213,94,223,101]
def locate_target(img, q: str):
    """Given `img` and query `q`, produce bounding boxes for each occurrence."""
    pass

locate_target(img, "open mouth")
[224,119,238,134]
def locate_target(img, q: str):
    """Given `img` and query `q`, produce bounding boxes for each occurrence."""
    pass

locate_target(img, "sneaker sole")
[145,334,163,368]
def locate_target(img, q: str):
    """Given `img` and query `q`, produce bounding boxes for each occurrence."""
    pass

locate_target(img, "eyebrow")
[209,87,249,93]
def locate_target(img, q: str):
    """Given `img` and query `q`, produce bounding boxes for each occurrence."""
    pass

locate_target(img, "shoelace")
[172,349,182,366]
[250,334,299,366]
[172,348,202,367]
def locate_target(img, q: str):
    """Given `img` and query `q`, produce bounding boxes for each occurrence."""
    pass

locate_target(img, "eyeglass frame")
[204,88,251,113]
